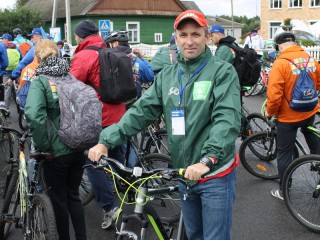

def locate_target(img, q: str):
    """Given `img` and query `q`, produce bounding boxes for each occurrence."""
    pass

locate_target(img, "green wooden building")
[23,0,203,45]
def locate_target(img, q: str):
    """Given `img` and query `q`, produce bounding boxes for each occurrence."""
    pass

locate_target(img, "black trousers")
[276,115,319,189]
[43,151,87,240]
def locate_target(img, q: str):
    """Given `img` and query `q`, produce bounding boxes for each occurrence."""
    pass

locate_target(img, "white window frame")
[269,0,282,9]
[154,33,162,42]
[126,21,140,43]
[269,21,282,40]
[289,0,302,8]
[310,0,320,7]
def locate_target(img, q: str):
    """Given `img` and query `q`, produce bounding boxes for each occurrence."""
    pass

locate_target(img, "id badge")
[171,109,185,135]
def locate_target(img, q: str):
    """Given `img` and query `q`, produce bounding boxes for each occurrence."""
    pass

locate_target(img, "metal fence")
[69,44,320,61]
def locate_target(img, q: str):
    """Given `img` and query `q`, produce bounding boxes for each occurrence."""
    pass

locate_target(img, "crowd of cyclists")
[0,8,320,240]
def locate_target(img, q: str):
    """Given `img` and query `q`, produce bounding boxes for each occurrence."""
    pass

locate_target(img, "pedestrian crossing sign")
[99,20,111,32]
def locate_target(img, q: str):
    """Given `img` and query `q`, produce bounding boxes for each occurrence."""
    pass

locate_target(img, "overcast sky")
[0,0,261,18]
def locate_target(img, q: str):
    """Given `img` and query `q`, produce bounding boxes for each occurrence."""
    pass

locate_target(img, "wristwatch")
[199,157,216,170]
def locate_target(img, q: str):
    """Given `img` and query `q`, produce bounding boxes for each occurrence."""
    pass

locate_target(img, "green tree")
[0,7,44,37]
[217,15,261,36]
[16,0,29,9]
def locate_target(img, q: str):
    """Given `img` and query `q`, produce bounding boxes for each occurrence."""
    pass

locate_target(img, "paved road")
[1,94,319,239]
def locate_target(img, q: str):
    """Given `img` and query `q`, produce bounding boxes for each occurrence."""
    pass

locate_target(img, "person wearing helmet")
[12,28,33,57]
[104,30,154,98]
[70,20,126,230]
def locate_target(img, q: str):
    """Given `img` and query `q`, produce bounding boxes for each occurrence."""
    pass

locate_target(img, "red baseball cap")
[174,10,209,30]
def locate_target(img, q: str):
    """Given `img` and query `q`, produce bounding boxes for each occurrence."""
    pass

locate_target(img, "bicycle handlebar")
[0,125,31,139]
[83,150,185,181]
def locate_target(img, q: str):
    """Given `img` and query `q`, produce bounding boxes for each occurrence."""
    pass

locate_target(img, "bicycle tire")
[28,193,59,239]
[283,155,320,233]
[241,113,270,140]
[239,131,299,179]
[0,114,11,163]
[0,170,19,240]
[145,129,170,155]
[80,168,95,206]
[138,153,180,223]
[18,111,28,131]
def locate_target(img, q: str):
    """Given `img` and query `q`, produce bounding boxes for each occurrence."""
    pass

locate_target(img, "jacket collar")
[278,45,305,59]
[177,46,212,75]
[74,35,104,53]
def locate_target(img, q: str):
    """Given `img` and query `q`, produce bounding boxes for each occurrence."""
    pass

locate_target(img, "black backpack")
[86,46,137,103]
[218,43,262,86]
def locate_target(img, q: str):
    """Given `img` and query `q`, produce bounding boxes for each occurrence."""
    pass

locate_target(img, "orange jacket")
[18,56,39,90]
[267,45,320,122]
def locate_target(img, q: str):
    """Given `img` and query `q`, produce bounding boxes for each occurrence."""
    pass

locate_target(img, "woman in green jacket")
[25,39,87,240]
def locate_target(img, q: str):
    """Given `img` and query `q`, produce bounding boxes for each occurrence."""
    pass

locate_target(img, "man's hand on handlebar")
[88,144,109,162]
[184,163,210,181]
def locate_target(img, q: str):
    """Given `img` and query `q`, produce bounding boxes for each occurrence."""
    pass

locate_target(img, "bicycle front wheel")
[139,153,180,223]
[283,155,320,233]
[28,193,59,239]
[145,129,170,155]
[239,131,279,179]
[0,170,19,240]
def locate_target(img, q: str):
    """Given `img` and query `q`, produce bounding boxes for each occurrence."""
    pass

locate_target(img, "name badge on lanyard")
[171,108,185,135]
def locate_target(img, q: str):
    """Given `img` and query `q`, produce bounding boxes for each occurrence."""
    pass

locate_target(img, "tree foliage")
[218,15,261,36]
[0,7,44,37]
[16,0,29,9]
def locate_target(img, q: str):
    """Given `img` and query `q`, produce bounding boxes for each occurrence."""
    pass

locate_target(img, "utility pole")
[65,0,72,44]
[51,0,58,28]
[231,0,234,37]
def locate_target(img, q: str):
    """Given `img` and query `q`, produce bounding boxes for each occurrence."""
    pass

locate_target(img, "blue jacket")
[134,57,154,83]
[0,42,8,76]
[10,46,35,79]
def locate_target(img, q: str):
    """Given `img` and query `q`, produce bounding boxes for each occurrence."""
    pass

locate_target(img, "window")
[289,0,302,8]
[154,33,162,42]
[270,0,282,8]
[310,0,320,7]
[269,22,281,39]
[225,29,233,36]
[126,22,140,43]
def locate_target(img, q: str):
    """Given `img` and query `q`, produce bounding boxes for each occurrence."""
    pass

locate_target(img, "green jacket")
[25,75,77,157]
[99,46,241,177]
[151,44,178,74]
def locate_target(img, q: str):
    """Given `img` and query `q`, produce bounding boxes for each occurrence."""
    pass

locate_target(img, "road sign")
[99,20,111,32]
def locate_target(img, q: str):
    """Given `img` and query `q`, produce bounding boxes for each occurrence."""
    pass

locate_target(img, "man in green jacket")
[210,24,237,63]
[151,35,178,75]
[89,10,241,240]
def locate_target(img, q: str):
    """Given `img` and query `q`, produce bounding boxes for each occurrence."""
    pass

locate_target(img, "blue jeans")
[178,169,236,240]
[85,145,124,212]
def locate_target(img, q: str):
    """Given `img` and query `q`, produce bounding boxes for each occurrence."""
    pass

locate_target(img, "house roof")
[24,0,192,21]
[206,16,244,28]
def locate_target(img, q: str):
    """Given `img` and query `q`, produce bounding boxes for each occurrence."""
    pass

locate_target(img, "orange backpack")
[18,40,32,57]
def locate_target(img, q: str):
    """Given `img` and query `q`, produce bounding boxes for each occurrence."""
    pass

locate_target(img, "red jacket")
[70,35,126,127]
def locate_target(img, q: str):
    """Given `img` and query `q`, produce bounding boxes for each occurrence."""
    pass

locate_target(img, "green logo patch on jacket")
[193,81,211,100]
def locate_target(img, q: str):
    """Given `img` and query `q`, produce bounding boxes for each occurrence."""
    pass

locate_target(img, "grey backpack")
[47,74,102,149]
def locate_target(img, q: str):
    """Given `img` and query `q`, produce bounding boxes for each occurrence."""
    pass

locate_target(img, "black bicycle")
[84,152,187,240]
[0,126,58,240]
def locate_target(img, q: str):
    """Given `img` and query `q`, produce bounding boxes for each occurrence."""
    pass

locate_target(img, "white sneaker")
[101,207,121,229]
[271,189,284,200]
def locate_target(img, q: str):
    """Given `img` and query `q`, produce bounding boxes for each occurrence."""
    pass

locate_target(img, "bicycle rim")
[239,131,279,179]
[283,155,320,233]
[0,170,20,239]
[139,153,180,223]
[29,194,58,240]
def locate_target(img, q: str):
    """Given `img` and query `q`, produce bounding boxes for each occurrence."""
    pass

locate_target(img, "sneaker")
[271,189,284,200]
[101,207,121,229]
